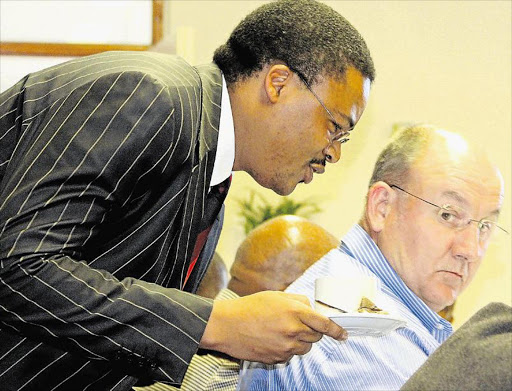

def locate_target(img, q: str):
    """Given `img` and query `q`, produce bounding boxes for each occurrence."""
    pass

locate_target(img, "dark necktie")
[184,175,231,287]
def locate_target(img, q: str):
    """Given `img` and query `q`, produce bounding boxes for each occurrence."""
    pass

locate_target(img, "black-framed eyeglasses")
[289,67,351,145]
[390,184,509,240]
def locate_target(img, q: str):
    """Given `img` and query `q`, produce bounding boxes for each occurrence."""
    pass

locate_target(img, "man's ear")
[366,181,394,233]
[264,64,292,103]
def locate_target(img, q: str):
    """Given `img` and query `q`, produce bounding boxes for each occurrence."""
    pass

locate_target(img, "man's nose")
[324,140,341,164]
[310,162,326,174]
[453,222,482,262]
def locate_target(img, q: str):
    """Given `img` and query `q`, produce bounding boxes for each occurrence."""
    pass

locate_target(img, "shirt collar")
[209,74,235,187]
[340,224,452,335]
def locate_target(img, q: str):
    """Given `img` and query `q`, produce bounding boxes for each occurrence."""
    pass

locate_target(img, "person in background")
[227,215,339,297]
[196,252,229,299]
[0,1,374,389]
[137,215,339,391]
[401,301,512,391]
[239,124,508,390]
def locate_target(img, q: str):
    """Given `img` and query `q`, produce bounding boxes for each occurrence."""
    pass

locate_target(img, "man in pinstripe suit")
[0,1,374,389]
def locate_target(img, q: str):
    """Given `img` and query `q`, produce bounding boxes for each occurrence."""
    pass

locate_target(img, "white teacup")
[315,275,378,315]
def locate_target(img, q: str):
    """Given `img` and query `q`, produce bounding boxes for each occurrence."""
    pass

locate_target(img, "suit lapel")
[195,63,223,162]
[178,64,224,290]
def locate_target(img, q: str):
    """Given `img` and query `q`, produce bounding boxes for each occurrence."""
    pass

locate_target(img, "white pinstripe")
[0,320,21,333]
[0,108,16,121]
[1,119,31,173]
[5,70,125,253]
[19,352,68,390]
[22,64,139,106]
[49,360,91,391]
[0,336,27,361]
[110,375,130,391]
[112,225,171,275]
[155,366,176,384]
[81,369,114,390]
[6,211,39,258]
[176,165,200,288]
[200,155,209,218]
[16,266,170,363]
[45,73,152,206]
[3,75,108,214]
[156,232,180,285]
[0,342,42,378]
[1,279,111,361]
[101,87,168,201]
[47,259,206,345]
[35,199,71,252]
[119,297,202,345]
[0,53,149,109]
[0,95,69,212]
[120,110,176,208]
[21,57,177,104]
[62,224,77,251]
[89,182,188,265]
[0,51,223,389]
[179,163,205,289]
[162,105,186,171]
[0,123,16,141]
[139,225,174,281]
[12,100,58,160]
[160,83,192,170]
[200,88,221,151]
[80,197,106,248]
[17,57,184,127]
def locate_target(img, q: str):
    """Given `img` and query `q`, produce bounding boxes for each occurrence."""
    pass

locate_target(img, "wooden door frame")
[0,0,163,56]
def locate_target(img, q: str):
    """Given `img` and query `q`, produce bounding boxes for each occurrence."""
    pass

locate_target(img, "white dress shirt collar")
[209,75,235,187]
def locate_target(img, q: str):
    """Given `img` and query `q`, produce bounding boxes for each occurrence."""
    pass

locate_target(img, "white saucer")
[329,313,407,337]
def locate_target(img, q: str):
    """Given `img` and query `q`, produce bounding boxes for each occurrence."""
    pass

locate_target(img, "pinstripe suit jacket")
[0,51,226,390]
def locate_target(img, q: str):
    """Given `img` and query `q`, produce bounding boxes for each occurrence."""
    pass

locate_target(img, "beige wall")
[1,1,509,329]
[168,0,511,329]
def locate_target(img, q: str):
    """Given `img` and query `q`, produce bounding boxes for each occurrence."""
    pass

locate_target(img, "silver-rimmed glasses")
[390,184,509,241]
[289,67,351,145]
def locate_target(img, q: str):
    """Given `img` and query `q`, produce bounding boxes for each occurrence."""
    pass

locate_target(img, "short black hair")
[213,0,375,86]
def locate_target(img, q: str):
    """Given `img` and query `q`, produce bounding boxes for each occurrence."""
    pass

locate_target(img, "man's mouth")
[300,159,327,185]
[303,166,314,184]
[444,270,464,280]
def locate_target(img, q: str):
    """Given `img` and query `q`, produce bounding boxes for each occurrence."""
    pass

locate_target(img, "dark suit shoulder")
[19,51,197,109]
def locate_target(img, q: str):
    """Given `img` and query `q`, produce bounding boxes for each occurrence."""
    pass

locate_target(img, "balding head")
[228,215,339,296]
[366,124,503,194]
[361,124,505,312]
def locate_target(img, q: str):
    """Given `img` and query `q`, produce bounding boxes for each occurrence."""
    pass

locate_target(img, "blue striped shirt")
[238,224,453,391]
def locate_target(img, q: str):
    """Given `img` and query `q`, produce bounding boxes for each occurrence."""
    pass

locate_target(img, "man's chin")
[250,172,297,196]
[271,183,296,196]
[427,287,458,312]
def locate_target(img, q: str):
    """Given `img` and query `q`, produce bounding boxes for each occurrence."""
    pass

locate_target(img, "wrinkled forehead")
[411,145,504,213]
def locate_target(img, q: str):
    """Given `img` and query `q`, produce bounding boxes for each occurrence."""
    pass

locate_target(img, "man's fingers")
[279,292,348,341]
[299,309,348,341]
[201,291,347,364]
[297,330,323,343]
[295,340,314,356]
[281,292,312,306]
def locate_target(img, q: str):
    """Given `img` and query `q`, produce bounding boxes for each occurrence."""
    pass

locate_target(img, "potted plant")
[237,191,321,234]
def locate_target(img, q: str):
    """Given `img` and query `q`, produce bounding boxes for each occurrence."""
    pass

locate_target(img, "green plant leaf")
[236,191,322,234]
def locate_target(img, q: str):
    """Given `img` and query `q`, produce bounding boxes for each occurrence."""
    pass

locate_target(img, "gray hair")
[368,124,437,188]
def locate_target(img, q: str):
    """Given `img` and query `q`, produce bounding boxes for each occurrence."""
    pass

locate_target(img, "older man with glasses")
[239,124,508,391]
